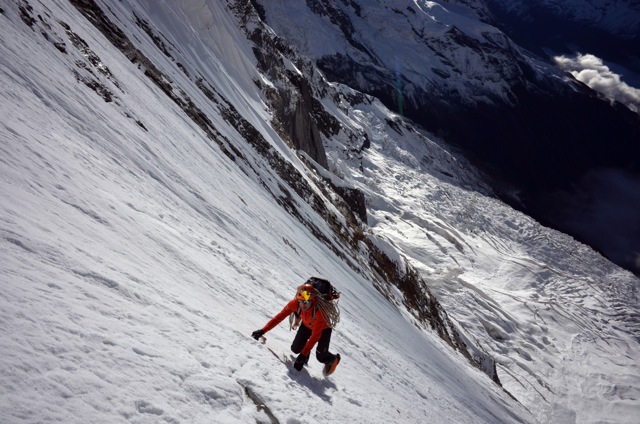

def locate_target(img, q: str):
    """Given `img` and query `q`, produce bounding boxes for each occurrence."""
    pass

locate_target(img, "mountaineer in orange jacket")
[252,281,341,375]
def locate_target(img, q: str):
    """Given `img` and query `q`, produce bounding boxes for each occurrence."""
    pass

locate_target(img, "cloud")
[554,53,640,113]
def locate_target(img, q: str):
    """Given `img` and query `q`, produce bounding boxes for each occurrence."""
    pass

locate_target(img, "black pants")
[291,325,335,364]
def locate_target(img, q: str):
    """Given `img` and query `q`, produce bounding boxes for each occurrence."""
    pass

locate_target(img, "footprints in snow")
[134,400,164,416]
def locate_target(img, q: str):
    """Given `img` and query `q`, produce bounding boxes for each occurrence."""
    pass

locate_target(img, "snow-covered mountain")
[1,1,639,423]
[254,0,640,278]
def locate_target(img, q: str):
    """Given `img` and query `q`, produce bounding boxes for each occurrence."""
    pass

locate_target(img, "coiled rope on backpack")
[315,295,340,329]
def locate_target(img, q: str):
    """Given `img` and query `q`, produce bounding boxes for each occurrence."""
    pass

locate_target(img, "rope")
[289,311,301,331]
[315,295,341,329]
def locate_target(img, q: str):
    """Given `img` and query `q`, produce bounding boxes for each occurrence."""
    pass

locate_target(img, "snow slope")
[1,1,638,423]
[0,1,529,422]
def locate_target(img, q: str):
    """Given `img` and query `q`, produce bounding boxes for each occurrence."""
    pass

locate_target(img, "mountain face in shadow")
[255,0,640,274]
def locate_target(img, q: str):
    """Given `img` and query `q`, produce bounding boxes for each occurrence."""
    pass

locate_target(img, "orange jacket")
[261,298,329,356]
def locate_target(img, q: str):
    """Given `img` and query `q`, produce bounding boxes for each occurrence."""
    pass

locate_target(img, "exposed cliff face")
[293,77,327,168]
[237,3,329,168]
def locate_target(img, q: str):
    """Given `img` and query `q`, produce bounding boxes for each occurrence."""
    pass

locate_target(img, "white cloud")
[554,53,640,113]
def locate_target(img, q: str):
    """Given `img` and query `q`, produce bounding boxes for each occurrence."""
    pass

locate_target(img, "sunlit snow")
[1,1,638,423]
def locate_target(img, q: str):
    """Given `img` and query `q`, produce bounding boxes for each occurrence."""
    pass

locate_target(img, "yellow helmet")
[296,283,316,301]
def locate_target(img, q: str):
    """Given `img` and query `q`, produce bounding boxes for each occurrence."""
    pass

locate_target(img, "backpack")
[307,277,340,301]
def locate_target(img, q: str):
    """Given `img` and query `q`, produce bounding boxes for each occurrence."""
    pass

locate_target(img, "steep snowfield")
[1,1,638,424]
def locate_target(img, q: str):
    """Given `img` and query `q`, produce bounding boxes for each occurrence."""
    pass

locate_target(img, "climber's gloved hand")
[251,329,265,340]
